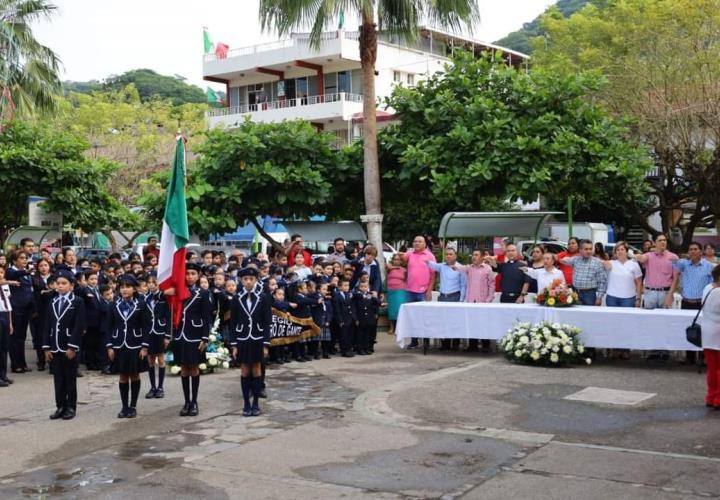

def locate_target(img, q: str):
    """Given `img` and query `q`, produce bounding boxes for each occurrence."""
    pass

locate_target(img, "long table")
[395,302,700,351]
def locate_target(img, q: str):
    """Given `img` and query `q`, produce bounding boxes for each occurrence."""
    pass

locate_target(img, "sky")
[33,0,555,90]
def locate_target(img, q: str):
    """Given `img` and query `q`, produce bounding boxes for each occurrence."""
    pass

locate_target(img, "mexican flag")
[206,87,222,107]
[203,27,213,54]
[158,135,191,328]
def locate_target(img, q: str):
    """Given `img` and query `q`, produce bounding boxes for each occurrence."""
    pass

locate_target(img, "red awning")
[351,110,398,123]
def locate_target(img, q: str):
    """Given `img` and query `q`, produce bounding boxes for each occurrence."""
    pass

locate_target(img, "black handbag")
[686,288,717,348]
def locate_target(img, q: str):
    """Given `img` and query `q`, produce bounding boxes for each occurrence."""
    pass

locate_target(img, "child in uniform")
[42,269,85,420]
[105,274,150,418]
[352,281,383,355]
[169,262,212,417]
[145,273,170,398]
[230,267,272,416]
[332,278,356,357]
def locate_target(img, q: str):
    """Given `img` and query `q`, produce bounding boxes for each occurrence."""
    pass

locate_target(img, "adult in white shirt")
[699,265,720,409]
[520,253,565,292]
[601,241,643,308]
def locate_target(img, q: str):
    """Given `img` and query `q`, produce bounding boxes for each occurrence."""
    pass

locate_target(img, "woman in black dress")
[105,274,150,418]
[230,267,272,416]
[170,263,212,417]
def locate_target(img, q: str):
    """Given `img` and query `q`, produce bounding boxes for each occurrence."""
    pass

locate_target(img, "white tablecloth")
[395,302,700,351]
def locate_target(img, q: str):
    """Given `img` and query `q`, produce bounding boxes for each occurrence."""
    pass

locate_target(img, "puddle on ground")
[0,365,358,498]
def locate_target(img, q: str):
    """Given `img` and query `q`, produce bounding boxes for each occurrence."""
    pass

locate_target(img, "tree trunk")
[249,217,283,254]
[359,14,385,270]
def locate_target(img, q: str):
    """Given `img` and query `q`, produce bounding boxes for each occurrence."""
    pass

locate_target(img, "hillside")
[494,0,592,54]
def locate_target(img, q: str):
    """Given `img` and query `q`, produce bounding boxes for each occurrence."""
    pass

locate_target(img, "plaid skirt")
[320,326,331,341]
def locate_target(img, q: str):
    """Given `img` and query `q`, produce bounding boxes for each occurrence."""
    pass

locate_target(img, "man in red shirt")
[143,236,160,262]
[557,237,580,286]
[287,234,313,268]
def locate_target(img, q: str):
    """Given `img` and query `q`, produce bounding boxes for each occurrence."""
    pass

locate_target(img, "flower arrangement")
[536,279,579,307]
[499,321,591,366]
[166,321,231,374]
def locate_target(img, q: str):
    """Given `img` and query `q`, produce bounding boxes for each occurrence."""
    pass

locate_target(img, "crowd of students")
[0,234,386,421]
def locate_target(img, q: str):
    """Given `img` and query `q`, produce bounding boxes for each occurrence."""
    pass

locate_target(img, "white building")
[203,27,528,146]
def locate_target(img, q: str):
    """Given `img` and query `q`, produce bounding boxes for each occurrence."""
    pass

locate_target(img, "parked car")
[604,243,641,258]
[77,248,110,260]
[517,240,568,259]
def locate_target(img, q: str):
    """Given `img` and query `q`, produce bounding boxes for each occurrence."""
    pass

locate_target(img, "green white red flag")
[158,135,191,328]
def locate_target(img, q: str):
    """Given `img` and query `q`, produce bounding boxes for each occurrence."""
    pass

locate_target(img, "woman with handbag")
[699,265,720,409]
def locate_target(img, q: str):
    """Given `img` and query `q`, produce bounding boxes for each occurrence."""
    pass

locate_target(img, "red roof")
[351,110,398,123]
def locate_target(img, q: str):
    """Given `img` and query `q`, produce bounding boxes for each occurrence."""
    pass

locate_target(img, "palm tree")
[0,0,62,127]
[259,1,479,261]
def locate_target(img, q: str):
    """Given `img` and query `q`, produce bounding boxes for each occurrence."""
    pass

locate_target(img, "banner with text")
[269,308,321,346]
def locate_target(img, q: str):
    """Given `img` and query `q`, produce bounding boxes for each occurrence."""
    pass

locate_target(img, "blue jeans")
[606,295,636,307]
[406,291,427,344]
[578,289,597,306]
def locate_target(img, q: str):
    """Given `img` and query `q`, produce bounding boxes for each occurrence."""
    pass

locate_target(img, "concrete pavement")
[0,332,719,499]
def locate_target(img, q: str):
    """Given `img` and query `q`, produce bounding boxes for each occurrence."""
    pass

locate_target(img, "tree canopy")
[377,51,650,237]
[102,69,206,106]
[0,121,137,241]
[532,0,720,247]
[139,120,359,248]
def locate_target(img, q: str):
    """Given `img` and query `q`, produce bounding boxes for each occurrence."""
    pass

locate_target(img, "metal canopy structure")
[279,221,367,243]
[438,212,564,240]
[4,226,62,251]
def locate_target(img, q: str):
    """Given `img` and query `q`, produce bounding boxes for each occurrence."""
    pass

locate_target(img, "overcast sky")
[33,0,555,90]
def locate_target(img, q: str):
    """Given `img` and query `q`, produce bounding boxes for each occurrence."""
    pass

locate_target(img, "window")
[338,70,351,93]
[393,71,401,82]
[407,73,415,86]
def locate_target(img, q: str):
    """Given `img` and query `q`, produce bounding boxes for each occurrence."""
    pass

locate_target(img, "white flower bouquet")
[499,321,591,366]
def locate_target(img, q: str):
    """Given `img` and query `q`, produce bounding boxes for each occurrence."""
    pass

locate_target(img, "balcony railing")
[206,92,363,118]
[203,30,359,62]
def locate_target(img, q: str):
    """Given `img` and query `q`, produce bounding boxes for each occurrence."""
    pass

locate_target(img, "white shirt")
[0,284,11,313]
[700,284,720,350]
[523,267,565,292]
[606,259,642,299]
[292,266,312,281]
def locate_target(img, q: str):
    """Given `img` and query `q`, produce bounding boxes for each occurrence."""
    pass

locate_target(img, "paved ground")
[0,332,719,499]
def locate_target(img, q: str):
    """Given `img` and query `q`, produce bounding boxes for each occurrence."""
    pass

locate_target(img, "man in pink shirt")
[635,234,679,310]
[455,249,496,352]
[402,235,436,349]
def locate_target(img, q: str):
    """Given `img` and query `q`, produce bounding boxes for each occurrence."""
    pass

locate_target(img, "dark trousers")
[9,308,30,371]
[84,326,102,368]
[330,322,341,353]
[439,292,461,350]
[29,316,44,366]
[0,312,9,380]
[577,289,597,306]
[51,352,78,411]
[339,323,354,353]
[682,300,702,363]
[356,323,378,351]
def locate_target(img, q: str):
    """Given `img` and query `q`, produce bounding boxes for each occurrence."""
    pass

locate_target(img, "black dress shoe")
[50,408,66,420]
[23,367,32,373]
[11,368,24,374]
[259,389,267,399]
[145,388,157,399]
[302,355,313,362]
[187,402,198,416]
[154,388,165,398]
[2,377,13,384]
[76,371,83,378]
[117,408,129,418]
[62,408,76,420]
[101,367,112,375]
[0,379,7,388]
[341,352,355,358]
[125,407,137,418]
[242,406,252,417]
[294,357,306,363]
[37,364,46,372]
[179,403,190,417]
[251,406,261,417]
[322,353,330,359]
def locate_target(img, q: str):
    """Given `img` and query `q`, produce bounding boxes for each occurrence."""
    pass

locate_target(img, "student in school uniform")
[0,266,15,387]
[42,269,86,420]
[80,269,104,371]
[352,281,383,355]
[144,273,170,399]
[307,281,326,360]
[169,262,212,417]
[219,277,237,366]
[318,282,333,359]
[332,278,357,357]
[98,284,114,374]
[105,274,150,418]
[7,250,36,373]
[229,267,272,416]
[289,281,319,362]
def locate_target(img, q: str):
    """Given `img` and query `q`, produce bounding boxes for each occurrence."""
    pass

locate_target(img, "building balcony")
[203,31,361,81]
[206,92,364,129]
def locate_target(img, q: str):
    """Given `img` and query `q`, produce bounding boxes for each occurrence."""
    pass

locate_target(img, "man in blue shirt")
[674,241,715,364]
[426,248,466,351]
